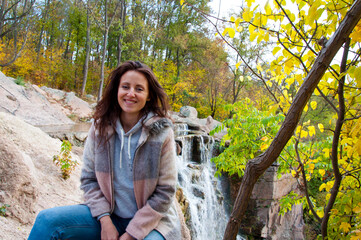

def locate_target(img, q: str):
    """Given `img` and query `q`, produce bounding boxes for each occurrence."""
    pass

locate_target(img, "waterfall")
[174,123,190,137]
[175,124,227,239]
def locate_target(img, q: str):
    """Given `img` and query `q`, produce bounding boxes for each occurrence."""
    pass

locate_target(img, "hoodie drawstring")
[119,129,124,168]
[128,133,132,160]
[119,129,133,169]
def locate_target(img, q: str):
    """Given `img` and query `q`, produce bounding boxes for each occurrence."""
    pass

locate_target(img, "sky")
[207,0,244,66]
[209,0,242,19]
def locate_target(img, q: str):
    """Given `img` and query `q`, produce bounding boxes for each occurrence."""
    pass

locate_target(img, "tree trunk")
[117,0,126,66]
[223,1,361,239]
[98,28,109,101]
[320,37,349,239]
[97,0,122,101]
[81,2,91,96]
[63,27,72,59]
[0,0,6,37]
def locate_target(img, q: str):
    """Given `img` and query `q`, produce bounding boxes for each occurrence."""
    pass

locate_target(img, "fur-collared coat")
[80,116,181,240]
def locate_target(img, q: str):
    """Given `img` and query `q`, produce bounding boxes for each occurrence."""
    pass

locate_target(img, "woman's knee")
[34,208,56,226]
[144,230,165,240]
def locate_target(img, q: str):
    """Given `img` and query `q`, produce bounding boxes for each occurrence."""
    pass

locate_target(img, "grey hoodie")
[113,113,154,218]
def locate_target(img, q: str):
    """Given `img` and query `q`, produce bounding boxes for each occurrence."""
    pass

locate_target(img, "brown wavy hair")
[93,60,170,140]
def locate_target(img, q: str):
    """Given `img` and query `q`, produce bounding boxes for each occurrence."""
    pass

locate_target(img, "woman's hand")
[119,232,136,240]
[99,215,119,240]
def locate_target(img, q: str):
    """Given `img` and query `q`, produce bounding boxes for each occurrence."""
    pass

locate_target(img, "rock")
[175,188,191,240]
[0,216,31,240]
[0,112,82,239]
[0,72,74,126]
[40,86,66,101]
[229,165,305,240]
[0,136,38,224]
[261,203,304,240]
[192,186,205,199]
[205,116,220,131]
[179,106,198,118]
[85,94,96,102]
[64,92,93,119]
[74,132,88,142]
[172,114,225,137]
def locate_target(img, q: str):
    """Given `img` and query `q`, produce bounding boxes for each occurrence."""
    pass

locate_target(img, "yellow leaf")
[325,181,334,191]
[304,104,309,113]
[306,3,318,25]
[222,28,236,38]
[341,138,353,146]
[228,28,236,38]
[291,170,297,177]
[350,230,361,240]
[354,138,361,155]
[272,47,281,56]
[323,148,329,158]
[265,1,272,15]
[353,203,361,213]
[310,101,317,110]
[308,126,316,137]
[249,32,257,42]
[347,147,354,158]
[319,169,326,177]
[296,125,302,135]
[235,17,241,28]
[355,66,361,87]
[350,117,361,136]
[180,0,185,5]
[339,222,351,233]
[319,183,326,191]
[317,209,324,218]
[247,0,255,8]
[257,30,265,43]
[285,77,295,85]
[248,23,256,33]
[230,16,235,22]
[309,163,315,170]
[236,26,243,32]
[243,11,252,22]
[331,209,338,215]
[318,123,324,133]
[256,64,263,72]
[236,61,242,69]
[260,143,268,151]
[264,32,269,41]
[301,130,308,138]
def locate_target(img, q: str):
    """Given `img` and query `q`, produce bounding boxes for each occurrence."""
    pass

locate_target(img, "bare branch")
[294,139,322,223]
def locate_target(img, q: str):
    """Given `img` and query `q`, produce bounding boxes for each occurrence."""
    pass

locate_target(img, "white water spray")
[175,124,227,240]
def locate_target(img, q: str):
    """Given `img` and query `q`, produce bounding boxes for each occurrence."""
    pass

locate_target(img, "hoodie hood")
[114,112,155,168]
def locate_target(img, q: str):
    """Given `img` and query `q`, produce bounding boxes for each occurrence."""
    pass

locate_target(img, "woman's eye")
[122,85,129,89]
[136,88,144,91]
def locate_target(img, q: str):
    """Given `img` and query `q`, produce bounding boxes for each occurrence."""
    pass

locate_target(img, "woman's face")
[117,70,150,119]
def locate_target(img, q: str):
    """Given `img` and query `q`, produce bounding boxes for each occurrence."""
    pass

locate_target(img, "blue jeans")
[28,205,165,240]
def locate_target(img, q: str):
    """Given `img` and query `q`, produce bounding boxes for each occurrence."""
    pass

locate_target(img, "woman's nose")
[127,88,136,97]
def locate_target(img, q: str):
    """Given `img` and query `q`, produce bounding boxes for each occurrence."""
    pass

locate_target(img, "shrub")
[53,140,78,180]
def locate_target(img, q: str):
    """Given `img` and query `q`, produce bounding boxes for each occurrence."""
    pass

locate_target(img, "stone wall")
[227,165,305,240]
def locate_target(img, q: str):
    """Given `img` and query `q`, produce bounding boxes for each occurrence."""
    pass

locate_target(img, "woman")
[28,61,181,240]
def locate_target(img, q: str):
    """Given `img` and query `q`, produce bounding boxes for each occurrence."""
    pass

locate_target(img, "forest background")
[1,0,361,239]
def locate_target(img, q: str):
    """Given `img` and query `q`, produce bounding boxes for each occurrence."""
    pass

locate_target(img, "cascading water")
[175,124,227,239]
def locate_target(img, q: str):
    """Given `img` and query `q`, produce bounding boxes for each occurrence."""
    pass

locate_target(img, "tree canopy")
[199,0,361,238]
